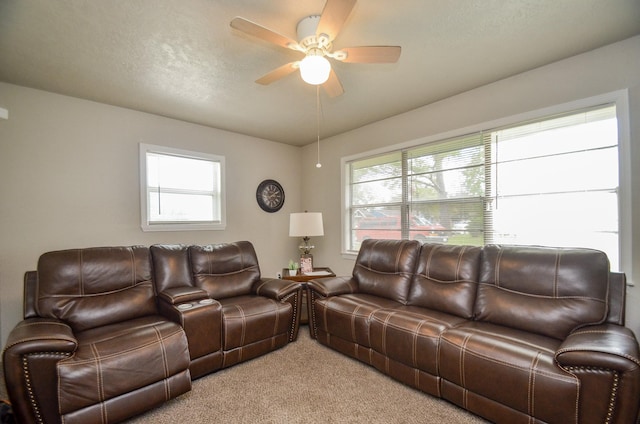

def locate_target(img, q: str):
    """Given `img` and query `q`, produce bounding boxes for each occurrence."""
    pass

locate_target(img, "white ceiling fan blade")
[335,46,401,63]
[256,62,299,85]
[322,69,344,97]
[316,0,357,42]
[231,17,301,51]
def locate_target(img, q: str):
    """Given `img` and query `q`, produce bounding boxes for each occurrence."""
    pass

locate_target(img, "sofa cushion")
[474,245,609,340]
[57,315,190,415]
[407,244,481,318]
[189,242,261,299]
[353,239,421,303]
[439,321,579,424]
[369,306,467,375]
[313,293,402,348]
[37,246,157,332]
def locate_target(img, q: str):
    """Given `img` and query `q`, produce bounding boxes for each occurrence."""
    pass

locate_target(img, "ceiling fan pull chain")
[316,86,322,168]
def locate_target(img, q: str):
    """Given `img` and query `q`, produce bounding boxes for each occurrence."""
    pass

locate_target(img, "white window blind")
[345,104,619,269]
[348,134,485,248]
[407,133,487,245]
[487,105,618,268]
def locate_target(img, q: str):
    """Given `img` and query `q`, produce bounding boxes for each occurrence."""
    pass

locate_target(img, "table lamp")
[289,212,324,274]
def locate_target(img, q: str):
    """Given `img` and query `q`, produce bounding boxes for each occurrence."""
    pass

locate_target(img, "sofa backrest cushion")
[475,245,609,340]
[408,244,481,318]
[37,246,157,332]
[150,244,193,293]
[189,241,261,299]
[353,239,421,303]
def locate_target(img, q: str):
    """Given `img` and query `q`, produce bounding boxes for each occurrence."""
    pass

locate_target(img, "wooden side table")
[281,267,335,282]
[281,267,335,324]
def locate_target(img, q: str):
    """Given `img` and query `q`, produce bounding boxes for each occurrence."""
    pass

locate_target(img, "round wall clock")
[256,179,285,213]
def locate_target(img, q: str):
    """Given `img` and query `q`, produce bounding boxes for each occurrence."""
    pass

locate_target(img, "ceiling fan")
[230,0,401,97]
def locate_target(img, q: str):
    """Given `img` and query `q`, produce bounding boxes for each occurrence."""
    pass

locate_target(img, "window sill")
[141,222,226,232]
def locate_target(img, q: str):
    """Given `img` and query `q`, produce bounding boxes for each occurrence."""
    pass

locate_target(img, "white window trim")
[341,90,632,285]
[139,143,226,232]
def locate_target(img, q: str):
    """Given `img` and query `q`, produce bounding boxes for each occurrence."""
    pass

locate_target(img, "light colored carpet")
[125,329,488,424]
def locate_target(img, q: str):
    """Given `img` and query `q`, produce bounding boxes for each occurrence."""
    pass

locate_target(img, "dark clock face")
[256,179,285,212]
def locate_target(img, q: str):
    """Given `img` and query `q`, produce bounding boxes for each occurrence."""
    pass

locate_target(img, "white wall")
[0,83,303,349]
[302,35,640,338]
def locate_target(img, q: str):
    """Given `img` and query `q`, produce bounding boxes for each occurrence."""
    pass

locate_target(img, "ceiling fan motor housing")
[297,15,330,51]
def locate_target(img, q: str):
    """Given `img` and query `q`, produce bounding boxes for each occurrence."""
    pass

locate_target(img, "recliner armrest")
[306,276,358,340]
[3,318,77,424]
[158,286,210,305]
[4,317,77,354]
[253,278,301,301]
[253,278,303,342]
[307,276,358,297]
[555,324,640,371]
[556,324,640,424]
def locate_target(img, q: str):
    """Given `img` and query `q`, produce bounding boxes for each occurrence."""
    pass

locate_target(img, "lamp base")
[299,254,313,274]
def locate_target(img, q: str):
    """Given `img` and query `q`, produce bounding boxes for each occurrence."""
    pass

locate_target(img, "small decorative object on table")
[300,256,313,274]
[287,259,299,276]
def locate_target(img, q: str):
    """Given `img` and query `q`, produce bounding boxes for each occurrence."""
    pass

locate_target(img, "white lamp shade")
[289,212,324,237]
[299,55,330,85]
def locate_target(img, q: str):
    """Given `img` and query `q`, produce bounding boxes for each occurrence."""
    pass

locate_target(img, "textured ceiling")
[1,0,639,146]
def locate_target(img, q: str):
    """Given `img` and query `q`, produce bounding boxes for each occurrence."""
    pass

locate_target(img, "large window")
[344,103,621,270]
[140,144,226,231]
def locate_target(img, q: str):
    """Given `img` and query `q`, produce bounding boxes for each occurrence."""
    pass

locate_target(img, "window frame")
[341,90,631,278]
[139,143,226,232]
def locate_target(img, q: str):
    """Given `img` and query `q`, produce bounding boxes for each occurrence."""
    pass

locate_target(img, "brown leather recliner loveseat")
[150,242,302,379]
[3,241,302,424]
[307,239,640,424]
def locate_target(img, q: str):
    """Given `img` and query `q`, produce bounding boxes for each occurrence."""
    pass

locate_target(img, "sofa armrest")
[556,324,640,424]
[253,278,303,341]
[3,318,77,424]
[4,317,77,355]
[307,276,358,297]
[253,278,301,301]
[556,324,640,371]
[157,289,223,370]
[306,276,358,340]
[158,286,210,305]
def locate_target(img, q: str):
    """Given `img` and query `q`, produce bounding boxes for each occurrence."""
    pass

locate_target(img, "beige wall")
[302,35,640,338]
[0,83,303,349]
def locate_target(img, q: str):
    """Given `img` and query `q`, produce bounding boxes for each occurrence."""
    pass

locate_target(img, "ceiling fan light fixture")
[231,1,399,96]
[299,53,331,85]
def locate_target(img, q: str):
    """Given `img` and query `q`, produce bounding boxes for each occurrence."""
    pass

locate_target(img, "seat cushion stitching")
[89,343,106,423]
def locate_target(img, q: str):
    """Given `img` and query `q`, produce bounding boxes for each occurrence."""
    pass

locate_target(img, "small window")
[139,144,226,231]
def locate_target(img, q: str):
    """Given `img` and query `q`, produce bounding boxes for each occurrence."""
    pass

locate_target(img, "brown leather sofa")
[308,239,640,424]
[3,241,302,423]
